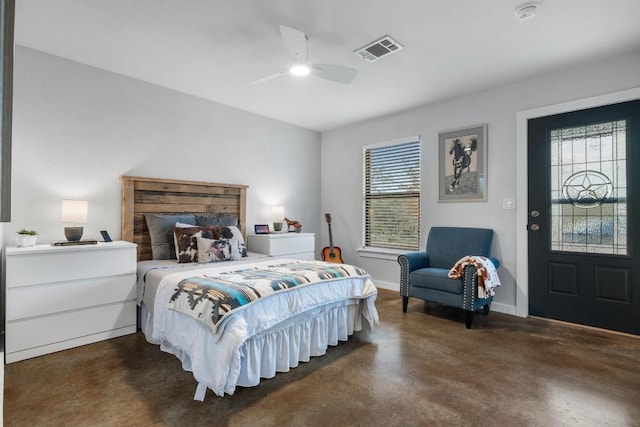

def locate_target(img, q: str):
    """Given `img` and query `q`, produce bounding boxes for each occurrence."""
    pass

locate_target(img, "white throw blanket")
[448,255,500,299]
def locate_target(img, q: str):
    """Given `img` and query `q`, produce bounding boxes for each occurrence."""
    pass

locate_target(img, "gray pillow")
[145,214,196,260]
[195,214,238,228]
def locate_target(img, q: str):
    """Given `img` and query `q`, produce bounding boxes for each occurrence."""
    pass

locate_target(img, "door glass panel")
[550,120,627,255]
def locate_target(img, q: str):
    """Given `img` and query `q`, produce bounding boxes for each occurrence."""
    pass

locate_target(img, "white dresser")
[4,241,137,363]
[248,232,315,260]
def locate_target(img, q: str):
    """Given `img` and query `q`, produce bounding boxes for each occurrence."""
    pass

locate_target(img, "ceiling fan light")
[289,64,310,76]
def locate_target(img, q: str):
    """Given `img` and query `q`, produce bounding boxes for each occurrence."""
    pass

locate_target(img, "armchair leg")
[465,310,473,329]
[402,296,408,313]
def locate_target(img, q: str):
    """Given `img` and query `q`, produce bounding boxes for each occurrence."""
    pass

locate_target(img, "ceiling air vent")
[354,35,403,62]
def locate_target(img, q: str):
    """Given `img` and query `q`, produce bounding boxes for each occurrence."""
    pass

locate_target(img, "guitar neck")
[327,223,334,252]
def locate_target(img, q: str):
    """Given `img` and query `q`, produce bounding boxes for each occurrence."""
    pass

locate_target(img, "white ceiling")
[14,0,640,132]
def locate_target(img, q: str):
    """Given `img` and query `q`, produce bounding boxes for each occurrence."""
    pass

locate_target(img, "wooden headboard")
[120,176,248,261]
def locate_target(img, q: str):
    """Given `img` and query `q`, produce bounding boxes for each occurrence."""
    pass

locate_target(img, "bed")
[121,176,379,401]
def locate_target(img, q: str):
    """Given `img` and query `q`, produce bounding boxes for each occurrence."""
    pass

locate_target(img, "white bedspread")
[138,258,379,399]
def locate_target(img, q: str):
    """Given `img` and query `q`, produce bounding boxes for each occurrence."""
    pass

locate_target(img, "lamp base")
[64,226,84,242]
[273,222,283,232]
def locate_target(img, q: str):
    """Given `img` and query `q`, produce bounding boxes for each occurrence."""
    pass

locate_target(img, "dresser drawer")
[6,244,136,288]
[6,274,136,321]
[269,236,313,256]
[6,300,137,354]
[248,233,315,257]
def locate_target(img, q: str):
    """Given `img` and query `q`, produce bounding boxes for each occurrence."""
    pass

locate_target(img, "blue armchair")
[397,227,499,329]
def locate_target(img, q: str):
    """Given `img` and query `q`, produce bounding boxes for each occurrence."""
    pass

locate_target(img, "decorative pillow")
[206,225,247,259]
[196,236,233,263]
[227,225,248,259]
[174,226,214,263]
[145,214,196,260]
[195,214,238,228]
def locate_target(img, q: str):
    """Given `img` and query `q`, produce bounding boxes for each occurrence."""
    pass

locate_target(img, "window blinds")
[364,139,421,250]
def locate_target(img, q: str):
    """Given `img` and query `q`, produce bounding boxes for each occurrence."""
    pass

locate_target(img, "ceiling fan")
[252,25,358,85]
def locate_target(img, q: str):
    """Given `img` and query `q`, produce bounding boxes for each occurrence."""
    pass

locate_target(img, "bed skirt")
[140,295,377,401]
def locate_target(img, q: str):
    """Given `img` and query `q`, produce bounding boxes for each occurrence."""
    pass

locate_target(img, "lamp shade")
[61,200,88,224]
[271,205,285,221]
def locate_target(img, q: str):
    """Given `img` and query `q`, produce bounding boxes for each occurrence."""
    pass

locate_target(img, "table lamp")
[61,199,88,241]
[271,205,285,232]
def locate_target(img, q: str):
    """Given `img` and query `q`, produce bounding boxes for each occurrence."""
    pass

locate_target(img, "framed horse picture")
[438,124,488,202]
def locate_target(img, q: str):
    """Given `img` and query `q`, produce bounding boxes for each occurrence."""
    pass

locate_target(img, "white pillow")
[196,236,233,263]
[175,222,196,228]
[225,226,247,259]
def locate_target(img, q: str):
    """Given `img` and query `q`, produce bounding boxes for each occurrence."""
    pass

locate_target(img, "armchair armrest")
[461,256,499,311]
[399,251,430,271]
[397,251,430,296]
[488,257,500,269]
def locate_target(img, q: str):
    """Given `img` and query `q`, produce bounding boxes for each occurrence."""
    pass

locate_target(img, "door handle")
[529,224,540,231]
[530,210,540,217]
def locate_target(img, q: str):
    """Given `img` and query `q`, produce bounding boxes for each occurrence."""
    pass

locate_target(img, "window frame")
[360,136,421,258]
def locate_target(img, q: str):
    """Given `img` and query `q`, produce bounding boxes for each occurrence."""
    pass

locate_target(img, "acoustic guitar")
[322,213,344,263]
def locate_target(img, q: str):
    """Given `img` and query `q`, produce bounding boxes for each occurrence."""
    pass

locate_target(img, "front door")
[528,100,640,335]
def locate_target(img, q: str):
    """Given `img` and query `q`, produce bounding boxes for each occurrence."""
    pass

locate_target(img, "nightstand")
[4,241,137,363]
[247,232,315,260]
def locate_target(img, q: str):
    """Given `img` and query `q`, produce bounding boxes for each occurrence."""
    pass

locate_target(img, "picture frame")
[254,224,270,234]
[438,124,487,202]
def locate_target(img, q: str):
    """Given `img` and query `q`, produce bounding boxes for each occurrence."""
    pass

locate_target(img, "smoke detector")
[515,2,540,20]
[354,35,404,62]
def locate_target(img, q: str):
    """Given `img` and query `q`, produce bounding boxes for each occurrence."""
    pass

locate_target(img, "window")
[363,137,420,251]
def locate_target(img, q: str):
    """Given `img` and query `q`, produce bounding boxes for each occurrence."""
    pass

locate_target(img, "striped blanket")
[448,255,500,299]
[168,260,371,335]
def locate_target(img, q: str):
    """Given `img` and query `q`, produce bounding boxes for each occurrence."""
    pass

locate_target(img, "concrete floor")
[4,288,640,426]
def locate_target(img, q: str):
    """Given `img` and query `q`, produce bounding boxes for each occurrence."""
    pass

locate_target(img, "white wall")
[8,46,321,247]
[321,51,640,314]
[9,46,640,316]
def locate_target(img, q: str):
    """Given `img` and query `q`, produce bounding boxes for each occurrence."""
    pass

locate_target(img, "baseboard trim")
[490,302,517,316]
[372,280,398,291]
[529,316,640,340]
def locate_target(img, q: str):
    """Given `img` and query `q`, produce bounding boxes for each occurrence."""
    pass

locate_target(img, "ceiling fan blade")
[251,70,286,85]
[311,64,358,84]
[279,25,308,63]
